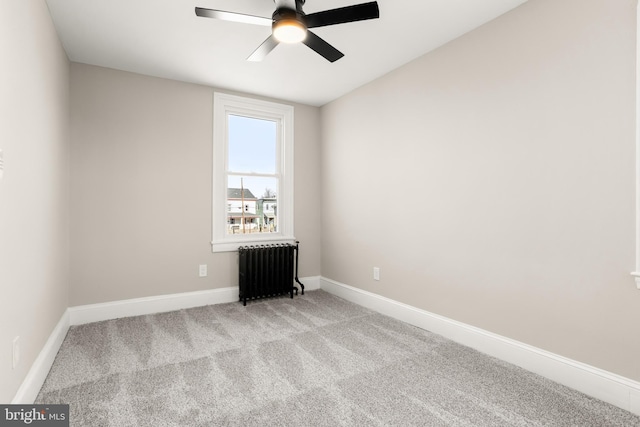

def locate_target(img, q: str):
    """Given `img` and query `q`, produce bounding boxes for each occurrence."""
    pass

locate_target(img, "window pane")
[226,176,278,235]
[228,115,276,174]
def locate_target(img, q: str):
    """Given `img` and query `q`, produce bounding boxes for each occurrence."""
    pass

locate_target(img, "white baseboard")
[319,276,640,417]
[11,310,70,404]
[298,275,321,292]
[633,389,640,415]
[68,287,238,325]
[68,278,319,326]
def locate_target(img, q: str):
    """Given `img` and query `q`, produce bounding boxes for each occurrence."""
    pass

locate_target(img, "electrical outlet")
[199,264,207,277]
[373,267,380,281]
[12,336,20,369]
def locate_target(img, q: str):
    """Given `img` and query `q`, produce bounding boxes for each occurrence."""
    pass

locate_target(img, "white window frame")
[211,92,295,252]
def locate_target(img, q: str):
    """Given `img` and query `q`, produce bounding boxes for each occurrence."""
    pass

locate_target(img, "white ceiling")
[45,0,528,107]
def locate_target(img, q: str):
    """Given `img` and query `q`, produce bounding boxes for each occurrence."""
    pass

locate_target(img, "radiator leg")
[295,241,305,295]
[295,278,304,295]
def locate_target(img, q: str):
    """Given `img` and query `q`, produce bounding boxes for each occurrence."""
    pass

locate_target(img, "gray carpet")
[37,290,640,426]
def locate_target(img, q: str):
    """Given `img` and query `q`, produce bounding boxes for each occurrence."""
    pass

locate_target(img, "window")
[211,93,294,252]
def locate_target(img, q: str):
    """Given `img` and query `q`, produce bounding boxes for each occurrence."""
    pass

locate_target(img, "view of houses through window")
[226,114,279,235]
[227,181,278,234]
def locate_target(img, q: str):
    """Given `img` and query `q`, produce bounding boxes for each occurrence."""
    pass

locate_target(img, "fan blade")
[195,7,272,27]
[303,31,344,62]
[247,35,280,62]
[306,2,379,29]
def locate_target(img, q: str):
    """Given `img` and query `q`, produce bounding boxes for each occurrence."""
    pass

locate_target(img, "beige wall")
[69,63,321,306]
[0,0,70,402]
[321,0,640,380]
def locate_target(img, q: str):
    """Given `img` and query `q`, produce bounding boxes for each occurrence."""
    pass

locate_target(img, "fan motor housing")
[272,8,307,26]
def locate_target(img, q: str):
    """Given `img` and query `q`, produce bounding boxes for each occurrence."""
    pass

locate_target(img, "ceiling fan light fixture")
[196,1,380,62]
[273,19,307,43]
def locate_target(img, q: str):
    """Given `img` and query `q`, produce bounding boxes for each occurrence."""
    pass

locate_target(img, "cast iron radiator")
[238,242,305,306]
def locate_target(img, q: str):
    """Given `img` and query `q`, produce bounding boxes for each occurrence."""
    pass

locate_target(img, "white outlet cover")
[0,149,4,180]
[199,264,207,277]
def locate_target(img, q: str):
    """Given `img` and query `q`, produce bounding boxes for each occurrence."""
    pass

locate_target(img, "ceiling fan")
[195,0,380,62]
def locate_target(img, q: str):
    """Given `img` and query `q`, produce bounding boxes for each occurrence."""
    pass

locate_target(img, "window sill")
[211,236,297,253]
